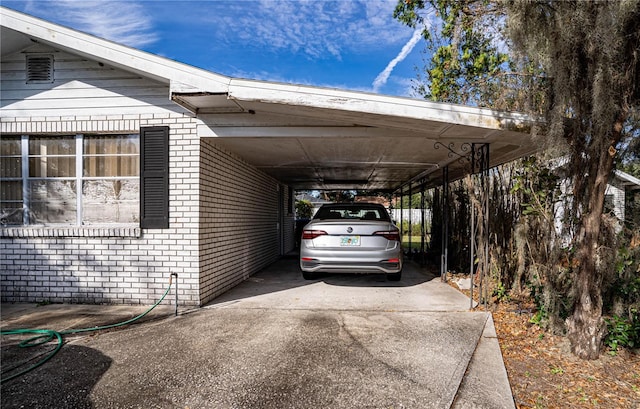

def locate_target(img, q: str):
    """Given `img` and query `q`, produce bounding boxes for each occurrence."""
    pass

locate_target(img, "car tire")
[387,271,402,281]
[302,271,318,280]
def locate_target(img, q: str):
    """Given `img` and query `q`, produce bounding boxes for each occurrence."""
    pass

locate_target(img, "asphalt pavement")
[1,257,514,409]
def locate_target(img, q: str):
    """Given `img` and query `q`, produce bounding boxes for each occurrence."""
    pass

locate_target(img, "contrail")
[372,27,423,93]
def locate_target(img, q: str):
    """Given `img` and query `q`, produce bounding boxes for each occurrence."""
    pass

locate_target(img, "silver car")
[299,203,403,281]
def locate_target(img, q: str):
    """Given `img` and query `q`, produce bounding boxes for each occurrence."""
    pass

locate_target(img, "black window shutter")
[140,126,169,229]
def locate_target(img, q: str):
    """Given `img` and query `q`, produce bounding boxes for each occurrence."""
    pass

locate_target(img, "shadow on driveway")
[1,343,112,409]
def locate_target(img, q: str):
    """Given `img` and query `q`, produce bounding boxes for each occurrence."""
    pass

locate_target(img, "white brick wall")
[1,115,296,306]
[199,139,295,305]
[0,114,201,305]
[1,46,296,306]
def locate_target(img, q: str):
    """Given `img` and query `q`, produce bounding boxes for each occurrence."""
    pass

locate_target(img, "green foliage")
[604,312,640,352]
[529,309,548,328]
[549,366,564,375]
[527,276,549,327]
[295,200,314,219]
[510,156,560,219]
[604,242,640,333]
[395,192,427,209]
[399,221,425,236]
[394,0,514,107]
[492,281,510,302]
[396,0,640,358]
[510,157,572,332]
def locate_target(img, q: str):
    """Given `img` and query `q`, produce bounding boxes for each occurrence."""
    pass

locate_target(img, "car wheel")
[302,271,318,280]
[387,271,402,281]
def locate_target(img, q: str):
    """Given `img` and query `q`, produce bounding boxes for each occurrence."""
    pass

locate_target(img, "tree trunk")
[565,210,607,359]
[565,170,609,358]
[565,115,626,359]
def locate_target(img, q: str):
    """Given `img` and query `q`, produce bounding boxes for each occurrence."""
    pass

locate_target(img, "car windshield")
[314,205,390,221]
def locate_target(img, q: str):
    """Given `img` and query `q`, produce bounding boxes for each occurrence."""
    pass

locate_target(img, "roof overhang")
[614,170,640,191]
[182,81,538,190]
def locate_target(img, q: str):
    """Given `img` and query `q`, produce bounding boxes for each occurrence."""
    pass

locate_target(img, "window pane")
[0,157,22,178]
[0,203,23,226]
[83,180,139,224]
[83,155,139,177]
[1,181,22,201]
[1,136,22,178]
[29,137,75,155]
[28,180,76,224]
[28,136,76,178]
[29,156,75,177]
[83,135,139,177]
[1,181,23,226]
[1,136,21,155]
[84,135,139,155]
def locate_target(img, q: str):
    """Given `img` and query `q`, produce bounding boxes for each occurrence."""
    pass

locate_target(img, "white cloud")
[198,0,410,60]
[27,0,158,47]
[372,27,423,93]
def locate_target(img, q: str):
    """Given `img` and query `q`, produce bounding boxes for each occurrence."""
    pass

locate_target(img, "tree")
[393,0,535,109]
[395,0,640,359]
[295,200,314,219]
[505,0,640,359]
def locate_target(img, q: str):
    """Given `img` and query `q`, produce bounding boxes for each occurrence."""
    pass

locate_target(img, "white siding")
[605,183,626,222]
[1,44,187,118]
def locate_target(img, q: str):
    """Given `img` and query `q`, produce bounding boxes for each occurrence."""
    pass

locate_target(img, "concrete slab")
[1,259,513,408]
[209,256,472,312]
[452,315,516,409]
[1,303,174,332]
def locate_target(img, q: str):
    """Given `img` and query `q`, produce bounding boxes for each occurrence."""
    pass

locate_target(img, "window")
[28,136,77,224]
[0,136,23,225]
[83,135,139,224]
[0,134,139,226]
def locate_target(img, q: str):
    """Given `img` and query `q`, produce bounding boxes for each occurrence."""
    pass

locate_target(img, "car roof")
[319,203,385,208]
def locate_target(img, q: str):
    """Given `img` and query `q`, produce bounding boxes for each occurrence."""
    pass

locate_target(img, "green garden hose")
[1,274,175,383]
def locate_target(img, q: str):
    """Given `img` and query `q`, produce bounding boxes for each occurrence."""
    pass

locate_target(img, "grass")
[401,235,427,251]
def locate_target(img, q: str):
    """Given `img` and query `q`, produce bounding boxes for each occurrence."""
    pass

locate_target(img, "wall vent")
[26,54,54,83]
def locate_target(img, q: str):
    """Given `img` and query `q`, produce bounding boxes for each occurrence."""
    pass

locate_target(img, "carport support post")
[482,144,490,308]
[470,146,476,309]
[469,143,490,308]
[420,183,425,266]
[399,185,404,238]
[440,166,449,282]
[408,182,413,259]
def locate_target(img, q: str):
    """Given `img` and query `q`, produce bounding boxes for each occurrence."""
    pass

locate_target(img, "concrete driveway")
[1,257,513,409]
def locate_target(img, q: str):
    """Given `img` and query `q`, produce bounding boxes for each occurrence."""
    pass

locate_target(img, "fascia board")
[227,78,536,132]
[614,169,640,188]
[0,7,230,93]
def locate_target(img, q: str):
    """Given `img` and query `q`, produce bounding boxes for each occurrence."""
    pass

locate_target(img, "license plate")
[340,236,360,246]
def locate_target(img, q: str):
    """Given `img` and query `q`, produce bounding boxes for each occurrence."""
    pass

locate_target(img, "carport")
[173,81,537,293]
[0,6,538,307]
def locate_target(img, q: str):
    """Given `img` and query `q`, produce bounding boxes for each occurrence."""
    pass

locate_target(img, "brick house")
[0,7,537,306]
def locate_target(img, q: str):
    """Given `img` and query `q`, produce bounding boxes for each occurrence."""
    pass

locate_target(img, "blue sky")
[2,0,432,97]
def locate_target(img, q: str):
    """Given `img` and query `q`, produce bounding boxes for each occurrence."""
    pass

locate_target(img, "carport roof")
[185,82,537,190]
[1,6,540,191]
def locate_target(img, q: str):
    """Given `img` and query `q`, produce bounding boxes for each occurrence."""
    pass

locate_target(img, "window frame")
[1,133,140,226]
